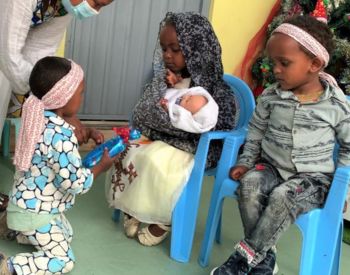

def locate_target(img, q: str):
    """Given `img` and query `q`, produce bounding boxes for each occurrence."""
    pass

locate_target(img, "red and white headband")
[273,23,330,67]
[14,60,84,171]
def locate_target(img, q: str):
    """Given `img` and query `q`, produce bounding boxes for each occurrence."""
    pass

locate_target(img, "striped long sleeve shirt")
[237,81,350,180]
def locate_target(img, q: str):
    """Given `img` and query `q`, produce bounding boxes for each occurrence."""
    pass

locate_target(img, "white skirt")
[105,139,194,224]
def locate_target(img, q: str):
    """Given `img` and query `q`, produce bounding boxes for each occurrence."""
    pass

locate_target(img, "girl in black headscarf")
[106,12,237,246]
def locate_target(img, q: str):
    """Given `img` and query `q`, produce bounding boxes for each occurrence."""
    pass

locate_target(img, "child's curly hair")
[284,15,335,57]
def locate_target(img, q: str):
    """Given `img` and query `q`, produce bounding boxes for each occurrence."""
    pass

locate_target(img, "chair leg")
[297,214,343,275]
[198,198,225,267]
[170,160,207,263]
[171,186,198,263]
[297,215,319,275]
[11,118,21,139]
[198,178,238,267]
[215,214,222,244]
[1,120,10,157]
[331,223,343,275]
[112,209,121,222]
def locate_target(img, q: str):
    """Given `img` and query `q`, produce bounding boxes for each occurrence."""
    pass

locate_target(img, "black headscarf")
[132,12,237,167]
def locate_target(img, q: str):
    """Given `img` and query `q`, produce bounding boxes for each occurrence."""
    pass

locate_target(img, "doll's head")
[179,94,208,115]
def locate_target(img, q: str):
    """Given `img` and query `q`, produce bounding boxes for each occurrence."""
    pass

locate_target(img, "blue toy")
[82,136,126,168]
[129,128,141,140]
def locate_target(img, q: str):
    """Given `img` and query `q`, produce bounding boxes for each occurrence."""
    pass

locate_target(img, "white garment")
[106,140,194,224]
[165,86,219,133]
[0,71,11,138]
[0,0,72,136]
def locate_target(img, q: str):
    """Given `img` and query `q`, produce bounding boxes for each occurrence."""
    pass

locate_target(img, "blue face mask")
[62,0,99,20]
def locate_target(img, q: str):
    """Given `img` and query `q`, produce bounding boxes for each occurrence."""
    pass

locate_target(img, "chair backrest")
[223,74,256,129]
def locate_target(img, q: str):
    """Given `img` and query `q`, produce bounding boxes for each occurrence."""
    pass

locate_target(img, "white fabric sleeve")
[0,0,37,94]
[0,1,71,95]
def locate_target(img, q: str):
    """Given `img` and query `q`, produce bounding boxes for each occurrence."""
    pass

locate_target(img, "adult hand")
[229,165,249,180]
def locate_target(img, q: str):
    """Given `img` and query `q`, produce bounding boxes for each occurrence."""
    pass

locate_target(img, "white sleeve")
[0,0,38,94]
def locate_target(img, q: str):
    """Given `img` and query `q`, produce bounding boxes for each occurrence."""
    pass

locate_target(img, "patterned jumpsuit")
[8,111,93,274]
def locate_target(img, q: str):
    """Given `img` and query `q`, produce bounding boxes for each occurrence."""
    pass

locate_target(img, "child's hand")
[91,148,118,177]
[99,148,118,171]
[229,165,249,180]
[166,69,182,87]
[160,98,169,111]
[89,128,104,145]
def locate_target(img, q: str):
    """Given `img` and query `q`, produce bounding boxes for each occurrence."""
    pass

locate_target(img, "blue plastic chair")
[112,74,256,263]
[1,118,21,157]
[198,98,350,275]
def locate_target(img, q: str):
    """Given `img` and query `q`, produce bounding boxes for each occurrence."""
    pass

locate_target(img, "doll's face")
[159,24,186,74]
[180,94,208,114]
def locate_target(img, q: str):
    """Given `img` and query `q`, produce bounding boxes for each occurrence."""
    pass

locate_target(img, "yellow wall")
[210,0,277,74]
[56,32,66,57]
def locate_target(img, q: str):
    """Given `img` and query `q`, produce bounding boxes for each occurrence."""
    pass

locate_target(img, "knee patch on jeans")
[238,172,261,200]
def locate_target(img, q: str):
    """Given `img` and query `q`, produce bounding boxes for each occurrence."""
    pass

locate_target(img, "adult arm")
[0,0,36,94]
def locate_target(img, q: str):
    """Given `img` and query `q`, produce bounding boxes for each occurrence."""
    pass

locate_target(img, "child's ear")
[310,57,324,73]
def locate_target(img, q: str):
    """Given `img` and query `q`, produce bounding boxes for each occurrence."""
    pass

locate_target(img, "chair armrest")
[323,166,350,221]
[201,130,235,141]
[190,128,247,182]
[214,129,248,183]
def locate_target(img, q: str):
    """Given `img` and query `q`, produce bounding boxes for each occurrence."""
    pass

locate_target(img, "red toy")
[112,127,141,143]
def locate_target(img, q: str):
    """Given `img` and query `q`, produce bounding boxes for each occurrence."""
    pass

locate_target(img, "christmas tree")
[251,0,350,95]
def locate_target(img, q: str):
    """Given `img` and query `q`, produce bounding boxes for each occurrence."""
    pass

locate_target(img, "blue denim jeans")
[235,162,332,267]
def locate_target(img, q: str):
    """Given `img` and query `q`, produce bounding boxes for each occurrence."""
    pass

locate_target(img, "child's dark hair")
[284,15,334,57]
[29,56,72,99]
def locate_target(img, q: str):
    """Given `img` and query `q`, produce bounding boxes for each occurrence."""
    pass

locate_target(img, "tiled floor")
[0,156,349,275]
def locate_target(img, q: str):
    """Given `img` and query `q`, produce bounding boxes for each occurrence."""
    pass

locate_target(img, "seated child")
[160,69,219,133]
[211,15,350,275]
[0,56,116,275]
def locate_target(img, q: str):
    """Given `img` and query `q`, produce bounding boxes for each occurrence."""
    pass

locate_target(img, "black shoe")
[249,249,276,275]
[211,252,250,275]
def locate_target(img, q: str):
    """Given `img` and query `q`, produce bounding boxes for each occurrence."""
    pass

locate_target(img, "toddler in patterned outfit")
[0,56,116,275]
